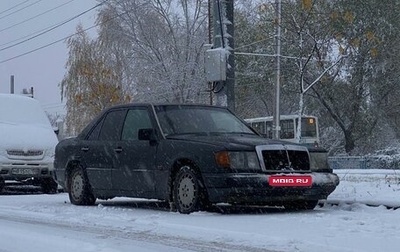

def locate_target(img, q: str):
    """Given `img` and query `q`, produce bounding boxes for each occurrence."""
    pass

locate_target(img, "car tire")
[283,200,319,211]
[173,166,209,214]
[68,167,96,206]
[40,178,58,194]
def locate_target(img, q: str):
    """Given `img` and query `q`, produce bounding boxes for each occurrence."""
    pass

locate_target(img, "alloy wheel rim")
[71,172,84,200]
[178,174,196,209]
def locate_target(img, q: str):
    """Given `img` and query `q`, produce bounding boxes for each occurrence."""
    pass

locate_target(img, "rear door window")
[98,110,127,141]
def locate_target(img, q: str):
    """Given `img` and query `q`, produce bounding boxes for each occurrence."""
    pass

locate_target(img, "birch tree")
[61,25,130,136]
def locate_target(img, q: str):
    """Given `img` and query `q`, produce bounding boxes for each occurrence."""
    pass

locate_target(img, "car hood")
[0,123,58,151]
[166,133,295,150]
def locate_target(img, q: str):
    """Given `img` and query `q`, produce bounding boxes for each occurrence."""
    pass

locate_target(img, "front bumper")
[203,172,339,205]
[0,161,55,181]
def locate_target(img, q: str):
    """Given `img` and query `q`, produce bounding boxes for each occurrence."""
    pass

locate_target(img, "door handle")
[81,147,89,152]
[114,147,123,153]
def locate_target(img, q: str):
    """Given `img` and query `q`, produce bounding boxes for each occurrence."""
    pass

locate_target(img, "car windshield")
[154,105,255,136]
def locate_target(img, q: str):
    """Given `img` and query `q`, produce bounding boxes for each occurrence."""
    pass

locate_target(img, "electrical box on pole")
[210,0,235,111]
[205,48,227,82]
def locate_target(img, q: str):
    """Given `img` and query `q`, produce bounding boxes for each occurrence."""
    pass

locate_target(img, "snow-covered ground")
[1,169,400,252]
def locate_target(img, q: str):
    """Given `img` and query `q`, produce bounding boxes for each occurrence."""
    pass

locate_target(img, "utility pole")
[208,0,214,105]
[273,0,281,139]
[225,0,235,112]
[211,0,235,112]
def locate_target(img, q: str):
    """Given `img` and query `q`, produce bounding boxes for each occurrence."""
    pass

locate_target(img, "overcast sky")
[0,0,98,115]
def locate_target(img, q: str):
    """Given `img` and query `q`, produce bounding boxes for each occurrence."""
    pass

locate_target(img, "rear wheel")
[283,200,319,211]
[68,167,96,205]
[173,166,209,214]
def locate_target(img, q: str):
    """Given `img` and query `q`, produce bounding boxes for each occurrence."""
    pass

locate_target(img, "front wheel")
[173,166,209,214]
[67,167,96,205]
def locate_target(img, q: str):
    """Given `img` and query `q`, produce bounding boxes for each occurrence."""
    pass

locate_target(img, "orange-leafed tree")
[61,25,131,136]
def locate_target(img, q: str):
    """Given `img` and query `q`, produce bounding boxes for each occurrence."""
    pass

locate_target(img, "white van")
[0,94,59,193]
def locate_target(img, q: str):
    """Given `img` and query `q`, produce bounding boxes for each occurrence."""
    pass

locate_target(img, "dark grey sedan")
[54,103,339,214]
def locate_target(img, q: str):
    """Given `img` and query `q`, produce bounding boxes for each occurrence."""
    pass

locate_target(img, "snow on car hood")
[0,123,58,151]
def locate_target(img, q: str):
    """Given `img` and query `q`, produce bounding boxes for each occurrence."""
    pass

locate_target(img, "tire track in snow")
[0,214,280,252]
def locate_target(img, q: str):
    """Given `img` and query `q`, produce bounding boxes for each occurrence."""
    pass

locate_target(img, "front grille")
[0,163,49,169]
[7,150,44,156]
[256,145,310,172]
[287,150,309,170]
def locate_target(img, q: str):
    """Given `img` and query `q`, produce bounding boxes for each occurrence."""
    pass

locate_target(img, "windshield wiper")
[223,132,256,135]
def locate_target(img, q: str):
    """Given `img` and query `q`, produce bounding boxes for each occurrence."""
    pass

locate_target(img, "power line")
[0,0,30,16]
[0,26,92,64]
[0,16,71,48]
[0,1,104,53]
[0,0,43,21]
[0,3,130,65]
[0,0,75,33]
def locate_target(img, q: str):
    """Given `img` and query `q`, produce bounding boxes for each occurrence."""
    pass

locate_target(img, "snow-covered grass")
[1,169,400,252]
[328,169,400,208]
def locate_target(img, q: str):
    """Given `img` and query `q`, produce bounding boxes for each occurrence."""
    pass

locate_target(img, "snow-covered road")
[1,169,400,252]
[0,216,185,252]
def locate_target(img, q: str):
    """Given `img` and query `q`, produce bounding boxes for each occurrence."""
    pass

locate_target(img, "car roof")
[77,103,231,139]
[105,103,229,111]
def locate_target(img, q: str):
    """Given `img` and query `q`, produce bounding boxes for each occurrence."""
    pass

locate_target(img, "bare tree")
[96,0,209,103]
[234,1,283,118]
[309,0,400,154]
[235,0,400,154]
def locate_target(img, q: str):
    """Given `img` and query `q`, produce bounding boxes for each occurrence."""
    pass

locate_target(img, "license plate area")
[269,175,312,187]
[11,168,39,175]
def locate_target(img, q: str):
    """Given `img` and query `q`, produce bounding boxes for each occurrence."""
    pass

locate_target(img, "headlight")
[215,151,261,171]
